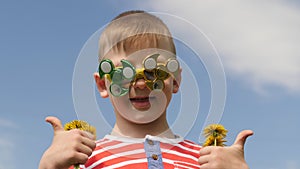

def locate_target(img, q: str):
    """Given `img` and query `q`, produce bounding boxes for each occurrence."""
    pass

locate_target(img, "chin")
[125,112,160,124]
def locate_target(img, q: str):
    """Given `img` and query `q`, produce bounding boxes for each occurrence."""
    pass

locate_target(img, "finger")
[198,155,209,165]
[233,130,254,149]
[198,162,211,169]
[76,143,94,157]
[71,152,89,165]
[45,116,64,133]
[69,130,96,149]
[199,146,213,156]
[84,131,96,140]
[81,136,96,151]
[71,129,95,140]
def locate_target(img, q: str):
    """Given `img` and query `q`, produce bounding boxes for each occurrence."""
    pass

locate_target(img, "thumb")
[45,116,64,134]
[233,130,254,149]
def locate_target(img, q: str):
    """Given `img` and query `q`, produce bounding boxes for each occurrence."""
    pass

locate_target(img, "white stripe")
[162,159,200,169]
[182,140,202,148]
[173,160,201,168]
[86,149,145,169]
[103,134,185,144]
[101,158,147,169]
[95,138,112,146]
[145,135,184,144]
[161,148,199,162]
[91,141,141,158]
[172,142,200,154]
[103,135,145,143]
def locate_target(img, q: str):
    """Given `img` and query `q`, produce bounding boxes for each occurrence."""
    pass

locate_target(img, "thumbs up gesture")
[198,130,253,169]
[39,117,96,169]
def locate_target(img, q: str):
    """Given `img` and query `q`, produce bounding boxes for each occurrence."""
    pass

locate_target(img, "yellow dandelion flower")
[203,124,227,147]
[64,120,96,138]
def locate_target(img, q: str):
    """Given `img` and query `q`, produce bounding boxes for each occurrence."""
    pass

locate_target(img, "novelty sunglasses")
[98,53,180,97]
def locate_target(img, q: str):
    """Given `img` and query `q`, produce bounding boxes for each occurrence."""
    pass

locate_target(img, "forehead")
[106,49,175,68]
[101,33,176,65]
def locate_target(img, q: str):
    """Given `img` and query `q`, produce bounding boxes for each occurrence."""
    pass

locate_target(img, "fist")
[39,116,96,169]
[198,130,253,169]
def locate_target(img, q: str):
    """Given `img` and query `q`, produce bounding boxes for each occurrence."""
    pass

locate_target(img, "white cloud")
[138,0,300,94]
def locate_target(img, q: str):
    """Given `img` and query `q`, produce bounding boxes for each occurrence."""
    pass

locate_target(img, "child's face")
[97,49,181,124]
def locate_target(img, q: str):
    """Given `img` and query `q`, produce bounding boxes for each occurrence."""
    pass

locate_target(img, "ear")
[172,68,182,93]
[94,72,109,98]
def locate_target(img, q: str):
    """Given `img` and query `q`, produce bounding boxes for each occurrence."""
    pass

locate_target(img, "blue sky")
[0,1,300,169]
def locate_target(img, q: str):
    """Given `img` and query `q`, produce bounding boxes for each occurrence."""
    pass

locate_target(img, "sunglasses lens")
[99,59,114,78]
[156,69,169,80]
[167,59,179,73]
[153,80,164,90]
[101,61,112,73]
[144,70,156,80]
[122,67,135,79]
[110,83,122,96]
[144,57,157,70]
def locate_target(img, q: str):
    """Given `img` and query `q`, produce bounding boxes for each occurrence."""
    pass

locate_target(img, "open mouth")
[129,96,154,110]
[130,97,150,102]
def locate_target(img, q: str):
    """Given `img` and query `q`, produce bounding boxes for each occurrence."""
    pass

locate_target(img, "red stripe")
[113,162,148,169]
[178,141,201,150]
[167,145,200,158]
[163,152,198,166]
[163,162,176,169]
[160,142,200,158]
[94,140,123,151]
[89,152,146,168]
[86,143,146,167]
[174,161,200,169]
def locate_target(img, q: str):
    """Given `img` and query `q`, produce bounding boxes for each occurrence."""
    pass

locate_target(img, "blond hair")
[98,10,176,61]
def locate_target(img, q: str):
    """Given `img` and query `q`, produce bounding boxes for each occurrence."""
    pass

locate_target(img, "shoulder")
[183,139,201,147]
[180,139,202,150]
[157,136,201,153]
[160,138,201,157]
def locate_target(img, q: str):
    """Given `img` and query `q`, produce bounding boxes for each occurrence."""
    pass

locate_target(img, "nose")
[133,78,147,89]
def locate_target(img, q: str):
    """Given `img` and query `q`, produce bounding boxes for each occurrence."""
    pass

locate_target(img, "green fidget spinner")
[98,53,179,97]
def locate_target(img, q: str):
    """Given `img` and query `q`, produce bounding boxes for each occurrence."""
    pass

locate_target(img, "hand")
[198,130,253,169]
[39,116,96,169]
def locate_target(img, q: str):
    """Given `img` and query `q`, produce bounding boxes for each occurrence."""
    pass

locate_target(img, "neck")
[111,111,175,139]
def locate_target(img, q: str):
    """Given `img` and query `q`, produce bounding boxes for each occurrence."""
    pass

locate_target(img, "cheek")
[105,78,115,97]
[162,78,174,96]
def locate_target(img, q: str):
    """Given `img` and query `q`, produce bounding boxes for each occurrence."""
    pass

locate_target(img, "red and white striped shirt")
[77,135,201,169]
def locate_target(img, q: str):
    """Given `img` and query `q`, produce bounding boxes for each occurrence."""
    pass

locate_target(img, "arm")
[198,130,253,169]
[39,117,96,169]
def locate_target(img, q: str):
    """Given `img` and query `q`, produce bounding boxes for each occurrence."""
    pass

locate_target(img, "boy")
[39,10,253,169]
